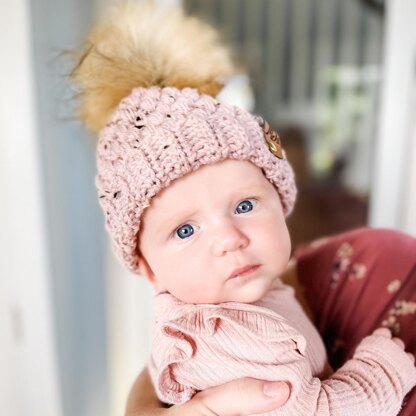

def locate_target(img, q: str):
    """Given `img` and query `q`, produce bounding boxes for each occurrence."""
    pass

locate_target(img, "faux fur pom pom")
[71,1,235,132]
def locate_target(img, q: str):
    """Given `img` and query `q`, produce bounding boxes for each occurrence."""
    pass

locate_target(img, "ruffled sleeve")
[149,292,307,405]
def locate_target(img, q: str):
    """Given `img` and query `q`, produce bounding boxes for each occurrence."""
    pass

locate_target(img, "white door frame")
[0,1,63,415]
[369,0,416,235]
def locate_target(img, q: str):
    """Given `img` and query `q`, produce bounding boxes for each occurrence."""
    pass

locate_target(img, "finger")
[407,352,415,364]
[392,337,405,349]
[192,378,290,416]
[372,327,392,338]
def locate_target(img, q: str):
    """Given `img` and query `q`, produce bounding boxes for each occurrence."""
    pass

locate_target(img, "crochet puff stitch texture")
[96,86,297,274]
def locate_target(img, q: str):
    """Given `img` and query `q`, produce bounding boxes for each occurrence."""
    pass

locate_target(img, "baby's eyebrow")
[157,208,199,232]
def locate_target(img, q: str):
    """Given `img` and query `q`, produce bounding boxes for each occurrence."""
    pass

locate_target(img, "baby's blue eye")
[235,199,256,214]
[176,224,194,239]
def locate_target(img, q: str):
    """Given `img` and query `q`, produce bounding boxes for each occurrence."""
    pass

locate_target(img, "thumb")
[172,378,290,416]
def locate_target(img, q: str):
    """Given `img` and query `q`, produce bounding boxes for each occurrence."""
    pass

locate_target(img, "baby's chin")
[217,277,275,304]
[171,274,278,304]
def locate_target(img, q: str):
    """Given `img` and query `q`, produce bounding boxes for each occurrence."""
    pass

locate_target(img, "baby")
[72,3,416,415]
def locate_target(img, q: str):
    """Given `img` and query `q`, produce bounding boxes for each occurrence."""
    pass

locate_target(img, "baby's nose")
[211,223,249,256]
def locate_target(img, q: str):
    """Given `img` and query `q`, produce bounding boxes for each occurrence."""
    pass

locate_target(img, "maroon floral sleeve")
[294,227,416,415]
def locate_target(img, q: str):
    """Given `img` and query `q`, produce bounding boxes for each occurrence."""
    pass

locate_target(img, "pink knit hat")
[96,86,297,274]
[71,3,297,273]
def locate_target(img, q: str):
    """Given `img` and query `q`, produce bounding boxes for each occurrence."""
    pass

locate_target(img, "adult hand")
[125,367,290,416]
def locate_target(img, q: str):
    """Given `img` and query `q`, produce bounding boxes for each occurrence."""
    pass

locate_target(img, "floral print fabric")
[295,227,416,415]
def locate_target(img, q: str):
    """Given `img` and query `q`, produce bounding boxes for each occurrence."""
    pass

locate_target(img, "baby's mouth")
[228,264,260,280]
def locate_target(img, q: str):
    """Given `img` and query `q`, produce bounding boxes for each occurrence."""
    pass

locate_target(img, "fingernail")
[263,381,290,398]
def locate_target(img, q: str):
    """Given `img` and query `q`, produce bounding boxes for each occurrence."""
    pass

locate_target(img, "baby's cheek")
[176,278,217,303]
[260,224,291,264]
[162,259,208,300]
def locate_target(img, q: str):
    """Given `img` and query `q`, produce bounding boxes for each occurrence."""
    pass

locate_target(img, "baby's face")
[138,159,291,304]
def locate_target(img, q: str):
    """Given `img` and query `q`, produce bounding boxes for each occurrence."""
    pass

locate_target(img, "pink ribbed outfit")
[149,278,416,415]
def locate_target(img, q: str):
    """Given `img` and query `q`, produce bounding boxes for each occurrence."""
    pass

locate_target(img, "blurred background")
[1,0,415,415]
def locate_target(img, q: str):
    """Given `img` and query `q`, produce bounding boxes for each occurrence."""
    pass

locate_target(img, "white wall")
[29,0,111,414]
[1,0,111,415]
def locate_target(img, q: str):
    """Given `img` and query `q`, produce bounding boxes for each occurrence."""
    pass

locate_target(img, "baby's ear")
[137,256,167,292]
[137,255,155,283]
